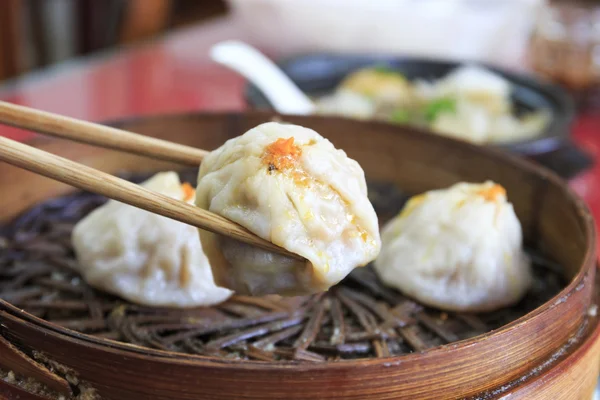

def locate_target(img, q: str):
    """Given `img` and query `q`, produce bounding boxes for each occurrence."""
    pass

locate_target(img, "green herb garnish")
[390,109,412,124]
[424,97,457,122]
[371,65,402,76]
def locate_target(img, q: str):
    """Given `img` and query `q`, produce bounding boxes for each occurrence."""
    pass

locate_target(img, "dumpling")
[71,172,232,307]
[316,67,414,119]
[416,65,512,116]
[195,122,381,296]
[429,100,493,144]
[340,67,412,104]
[316,90,376,119]
[374,181,532,312]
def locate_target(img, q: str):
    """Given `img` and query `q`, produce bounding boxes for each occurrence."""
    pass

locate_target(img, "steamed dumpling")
[340,67,412,104]
[316,67,413,119]
[415,65,512,116]
[316,90,376,119]
[195,122,381,296]
[374,181,532,312]
[71,172,232,307]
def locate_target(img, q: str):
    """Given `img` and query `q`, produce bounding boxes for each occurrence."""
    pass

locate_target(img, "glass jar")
[529,0,600,109]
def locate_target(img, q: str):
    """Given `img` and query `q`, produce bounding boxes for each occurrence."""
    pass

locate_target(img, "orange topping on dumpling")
[181,183,195,202]
[263,137,303,171]
[478,184,506,202]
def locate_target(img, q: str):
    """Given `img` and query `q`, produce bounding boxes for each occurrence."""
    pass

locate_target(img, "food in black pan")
[316,65,551,144]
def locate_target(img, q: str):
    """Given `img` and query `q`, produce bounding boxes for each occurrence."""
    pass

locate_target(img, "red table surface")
[0,17,599,249]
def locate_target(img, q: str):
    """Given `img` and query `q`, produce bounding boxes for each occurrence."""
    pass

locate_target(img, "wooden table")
[0,15,599,247]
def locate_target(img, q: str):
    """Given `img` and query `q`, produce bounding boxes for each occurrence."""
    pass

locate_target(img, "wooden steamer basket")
[0,112,598,399]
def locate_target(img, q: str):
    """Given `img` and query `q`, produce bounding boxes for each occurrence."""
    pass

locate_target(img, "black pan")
[245,54,592,179]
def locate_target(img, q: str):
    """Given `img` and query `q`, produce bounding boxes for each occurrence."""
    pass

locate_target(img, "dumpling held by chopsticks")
[195,122,381,296]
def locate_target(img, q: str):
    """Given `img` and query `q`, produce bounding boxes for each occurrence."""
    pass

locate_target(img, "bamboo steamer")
[0,112,597,400]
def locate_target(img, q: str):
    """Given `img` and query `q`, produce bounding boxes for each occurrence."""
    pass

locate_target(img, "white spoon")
[210,40,316,115]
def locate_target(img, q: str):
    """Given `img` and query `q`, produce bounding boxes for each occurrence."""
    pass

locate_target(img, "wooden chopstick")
[0,101,208,166]
[0,136,302,260]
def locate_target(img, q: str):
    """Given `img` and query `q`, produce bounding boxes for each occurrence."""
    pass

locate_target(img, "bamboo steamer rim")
[0,111,596,367]
[0,112,597,400]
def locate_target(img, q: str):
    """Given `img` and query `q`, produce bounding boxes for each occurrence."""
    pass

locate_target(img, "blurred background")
[0,0,598,108]
[0,0,597,176]
[0,0,227,80]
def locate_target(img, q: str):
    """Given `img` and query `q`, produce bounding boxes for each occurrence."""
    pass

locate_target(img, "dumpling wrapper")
[71,172,232,307]
[340,67,412,104]
[316,89,376,119]
[195,122,381,296]
[416,65,512,116]
[374,181,532,312]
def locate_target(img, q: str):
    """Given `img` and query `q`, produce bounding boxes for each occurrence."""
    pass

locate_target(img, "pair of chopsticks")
[0,101,301,260]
